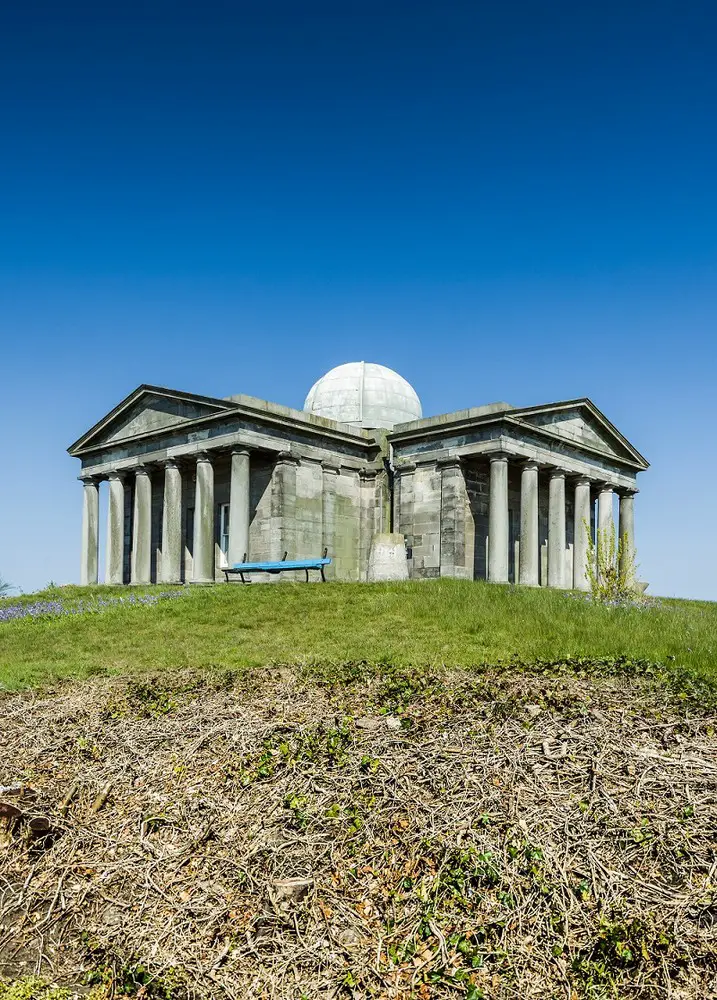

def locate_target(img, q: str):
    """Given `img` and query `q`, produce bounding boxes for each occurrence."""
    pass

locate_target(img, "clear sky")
[1,0,715,599]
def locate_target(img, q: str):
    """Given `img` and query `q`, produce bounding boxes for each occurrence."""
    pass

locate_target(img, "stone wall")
[332,469,362,581]
[248,458,274,563]
[294,459,324,560]
[438,459,474,580]
[245,456,365,583]
[397,462,442,579]
[359,470,390,580]
[464,463,488,581]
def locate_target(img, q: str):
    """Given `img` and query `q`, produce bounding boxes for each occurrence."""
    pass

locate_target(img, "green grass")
[0,579,716,692]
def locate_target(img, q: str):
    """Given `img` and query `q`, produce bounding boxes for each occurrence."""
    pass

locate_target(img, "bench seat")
[224,550,331,583]
[229,559,330,573]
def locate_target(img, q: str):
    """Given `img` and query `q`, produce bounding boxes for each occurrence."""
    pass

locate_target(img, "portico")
[69,364,648,588]
[389,396,647,588]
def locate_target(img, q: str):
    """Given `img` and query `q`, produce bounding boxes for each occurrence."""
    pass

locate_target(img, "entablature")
[70,385,384,479]
[389,396,648,482]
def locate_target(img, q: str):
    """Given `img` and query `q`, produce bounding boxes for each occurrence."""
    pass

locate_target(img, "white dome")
[304,361,422,430]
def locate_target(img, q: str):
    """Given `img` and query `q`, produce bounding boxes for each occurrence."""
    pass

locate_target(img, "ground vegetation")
[1,663,716,998]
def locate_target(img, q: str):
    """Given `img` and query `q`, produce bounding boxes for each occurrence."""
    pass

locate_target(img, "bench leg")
[305,569,309,583]
[320,565,326,582]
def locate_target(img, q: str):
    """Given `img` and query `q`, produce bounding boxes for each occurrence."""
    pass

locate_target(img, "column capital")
[275,450,301,466]
[196,451,213,464]
[321,460,341,475]
[231,446,251,458]
[107,470,125,482]
[359,467,378,481]
[597,482,615,495]
[547,467,567,480]
[134,465,152,478]
[436,455,462,470]
[573,476,592,487]
[81,475,99,487]
[488,452,509,465]
[618,487,639,498]
[163,458,180,471]
[395,461,416,474]
[520,459,539,472]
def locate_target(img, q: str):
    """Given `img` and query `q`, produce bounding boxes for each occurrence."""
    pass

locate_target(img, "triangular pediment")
[68,385,236,455]
[512,400,649,469]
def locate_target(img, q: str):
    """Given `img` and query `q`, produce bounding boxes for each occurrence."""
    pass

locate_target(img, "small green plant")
[85,959,182,998]
[0,576,12,597]
[284,791,309,829]
[584,521,641,605]
[0,979,75,1000]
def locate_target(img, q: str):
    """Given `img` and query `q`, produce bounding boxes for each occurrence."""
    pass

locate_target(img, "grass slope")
[0,580,716,691]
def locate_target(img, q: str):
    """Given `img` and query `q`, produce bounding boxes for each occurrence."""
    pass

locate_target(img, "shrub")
[584,520,642,606]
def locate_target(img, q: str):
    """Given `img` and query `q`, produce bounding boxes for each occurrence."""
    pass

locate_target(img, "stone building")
[68,361,648,589]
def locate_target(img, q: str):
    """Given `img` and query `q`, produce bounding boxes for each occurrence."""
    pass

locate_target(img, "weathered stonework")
[70,380,648,587]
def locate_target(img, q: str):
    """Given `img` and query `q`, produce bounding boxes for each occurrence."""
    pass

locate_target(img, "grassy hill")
[1,581,716,999]
[0,578,716,692]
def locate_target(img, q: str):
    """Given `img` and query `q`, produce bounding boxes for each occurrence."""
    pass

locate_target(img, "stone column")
[130,467,152,585]
[192,452,215,583]
[488,454,509,583]
[619,490,636,584]
[519,461,539,586]
[80,478,100,586]
[161,460,182,584]
[322,461,339,579]
[597,485,615,575]
[547,470,566,589]
[228,448,251,566]
[106,472,126,585]
[573,477,592,591]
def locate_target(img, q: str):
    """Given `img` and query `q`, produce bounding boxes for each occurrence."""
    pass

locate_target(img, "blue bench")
[224,549,331,584]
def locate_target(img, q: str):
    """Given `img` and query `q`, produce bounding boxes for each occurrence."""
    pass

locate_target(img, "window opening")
[219,502,230,567]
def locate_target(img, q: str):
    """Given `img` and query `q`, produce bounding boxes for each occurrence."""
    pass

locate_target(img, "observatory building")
[68,362,648,589]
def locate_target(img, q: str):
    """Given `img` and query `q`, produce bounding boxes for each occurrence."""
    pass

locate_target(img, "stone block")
[367,533,409,581]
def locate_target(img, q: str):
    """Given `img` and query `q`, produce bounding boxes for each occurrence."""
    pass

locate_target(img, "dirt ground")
[1,664,716,999]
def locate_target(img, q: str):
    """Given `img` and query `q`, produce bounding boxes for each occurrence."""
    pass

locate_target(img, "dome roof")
[303,362,422,430]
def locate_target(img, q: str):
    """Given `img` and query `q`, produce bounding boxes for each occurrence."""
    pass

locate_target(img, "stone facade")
[69,382,648,588]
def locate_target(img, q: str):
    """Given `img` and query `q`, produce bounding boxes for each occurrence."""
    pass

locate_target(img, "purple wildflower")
[0,589,188,625]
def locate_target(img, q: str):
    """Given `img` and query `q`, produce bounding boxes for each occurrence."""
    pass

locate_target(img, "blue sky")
[1,0,715,598]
